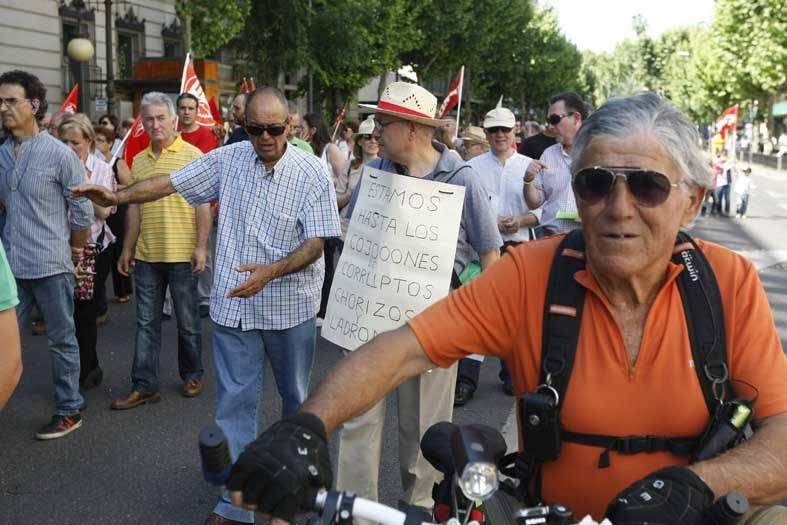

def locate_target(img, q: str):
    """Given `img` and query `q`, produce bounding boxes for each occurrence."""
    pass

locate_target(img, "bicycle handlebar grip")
[708,492,749,525]
[199,423,232,486]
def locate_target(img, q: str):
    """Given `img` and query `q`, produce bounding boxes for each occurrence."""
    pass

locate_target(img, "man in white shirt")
[455,102,541,406]
[523,92,588,235]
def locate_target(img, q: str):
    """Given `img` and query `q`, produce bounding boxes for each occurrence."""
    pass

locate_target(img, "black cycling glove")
[226,412,332,521]
[605,466,714,525]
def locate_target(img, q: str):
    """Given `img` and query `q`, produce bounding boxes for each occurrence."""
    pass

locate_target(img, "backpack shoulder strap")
[672,232,730,410]
[539,230,587,409]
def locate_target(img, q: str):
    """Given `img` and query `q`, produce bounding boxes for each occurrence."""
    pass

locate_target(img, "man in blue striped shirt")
[0,70,93,440]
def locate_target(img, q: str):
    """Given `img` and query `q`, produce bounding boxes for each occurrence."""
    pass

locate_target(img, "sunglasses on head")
[573,166,680,207]
[547,113,574,126]
[245,122,287,137]
[486,126,512,134]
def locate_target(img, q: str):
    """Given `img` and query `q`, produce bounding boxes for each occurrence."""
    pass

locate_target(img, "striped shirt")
[171,141,341,330]
[131,136,203,263]
[535,143,579,234]
[0,131,93,279]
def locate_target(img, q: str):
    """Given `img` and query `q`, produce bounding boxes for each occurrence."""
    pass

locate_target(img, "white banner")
[322,168,465,351]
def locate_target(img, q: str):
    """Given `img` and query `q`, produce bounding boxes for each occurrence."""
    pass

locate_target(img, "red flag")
[122,115,150,168]
[179,54,215,128]
[208,97,223,124]
[60,84,79,113]
[240,78,249,94]
[716,104,739,139]
[438,67,464,119]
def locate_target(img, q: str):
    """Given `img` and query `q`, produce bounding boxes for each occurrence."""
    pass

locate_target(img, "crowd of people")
[1,66,786,525]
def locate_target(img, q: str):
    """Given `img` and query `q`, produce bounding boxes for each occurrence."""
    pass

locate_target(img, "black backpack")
[508,230,735,503]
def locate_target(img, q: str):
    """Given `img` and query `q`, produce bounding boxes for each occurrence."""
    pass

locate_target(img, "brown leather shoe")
[182,378,203,398]
[203,512,247,525]
[110,390,161,410]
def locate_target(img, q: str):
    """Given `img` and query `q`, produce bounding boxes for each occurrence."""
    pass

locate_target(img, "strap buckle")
[616,435,658,454]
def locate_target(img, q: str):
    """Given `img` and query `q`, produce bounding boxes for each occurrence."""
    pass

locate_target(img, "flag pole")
[453,66,465,140]
[109,121,135,167]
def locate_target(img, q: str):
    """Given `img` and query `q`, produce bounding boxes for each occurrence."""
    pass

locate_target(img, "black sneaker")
[35,414,83,440]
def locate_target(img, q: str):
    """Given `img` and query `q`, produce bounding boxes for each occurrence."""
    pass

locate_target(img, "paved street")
[1,164,786,525]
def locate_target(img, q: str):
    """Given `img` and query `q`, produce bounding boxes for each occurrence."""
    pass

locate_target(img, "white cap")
[483,96,516,129]
[358,115,375,135]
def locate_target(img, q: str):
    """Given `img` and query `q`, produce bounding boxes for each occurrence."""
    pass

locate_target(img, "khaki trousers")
[336,363,457,509]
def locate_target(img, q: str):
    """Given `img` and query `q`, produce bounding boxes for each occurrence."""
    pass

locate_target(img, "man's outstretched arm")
[301,324,435,433]
[71,174,176,207]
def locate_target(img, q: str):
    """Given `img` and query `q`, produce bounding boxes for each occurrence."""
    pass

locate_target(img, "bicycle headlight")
[458,461,499,501]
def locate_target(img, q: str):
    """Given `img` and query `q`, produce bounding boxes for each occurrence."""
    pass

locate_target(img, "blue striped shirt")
[171,141,341,331]
[535,143,579,234]
[0,131,93,279]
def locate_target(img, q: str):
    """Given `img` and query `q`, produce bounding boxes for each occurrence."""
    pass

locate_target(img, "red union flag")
[438,66,464,119]
[180,53,215,128]
[60,84,79,113]
[122,115,150,168]
[716,104,739,139]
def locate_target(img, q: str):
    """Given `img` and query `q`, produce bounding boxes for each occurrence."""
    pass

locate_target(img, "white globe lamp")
[67,38,95,62]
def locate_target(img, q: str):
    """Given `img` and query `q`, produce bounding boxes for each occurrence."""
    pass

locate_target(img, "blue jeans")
[16,273,83,415]
[211,318,317,523]
[132,260,203,393]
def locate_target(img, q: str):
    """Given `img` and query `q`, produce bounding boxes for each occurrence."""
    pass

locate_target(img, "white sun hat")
[359,81,452,128]
[483,96,516,129]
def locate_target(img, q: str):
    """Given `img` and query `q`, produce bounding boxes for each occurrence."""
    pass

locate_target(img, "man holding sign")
[332,82,502,512]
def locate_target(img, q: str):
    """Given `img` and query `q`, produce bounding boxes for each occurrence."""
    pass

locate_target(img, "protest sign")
[322,167,465,351]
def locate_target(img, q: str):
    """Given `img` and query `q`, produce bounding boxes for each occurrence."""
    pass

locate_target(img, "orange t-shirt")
[409,234,787,520]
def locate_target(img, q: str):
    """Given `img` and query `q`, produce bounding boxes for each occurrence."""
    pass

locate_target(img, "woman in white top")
[58,113,116,390]
[302,112,345,186]
[335,116,379,239]
[302,112,345,321]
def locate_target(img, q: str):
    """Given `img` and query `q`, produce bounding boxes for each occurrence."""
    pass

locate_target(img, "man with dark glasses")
[222,93,787,525]
[523,91,588,236]
[71,87,341,525]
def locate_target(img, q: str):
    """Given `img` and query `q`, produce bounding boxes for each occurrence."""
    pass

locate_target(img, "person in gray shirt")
[336,82,502,511]
[0,70,92,440]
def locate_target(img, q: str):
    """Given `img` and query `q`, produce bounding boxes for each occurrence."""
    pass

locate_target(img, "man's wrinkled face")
[577,133,704,282]
[485,126,514,156]
[245,94,290,165]
[142,103,177,144]
[374,115,411,163]
[0,83,36,132]
[177,98,198,128]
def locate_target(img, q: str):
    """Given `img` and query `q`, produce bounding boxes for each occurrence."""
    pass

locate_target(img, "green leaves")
[176,1,251,58]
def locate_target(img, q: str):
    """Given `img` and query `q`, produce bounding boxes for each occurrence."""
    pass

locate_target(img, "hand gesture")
[70,184,117,207]
[227,264,278,298]
[525,160,547,181]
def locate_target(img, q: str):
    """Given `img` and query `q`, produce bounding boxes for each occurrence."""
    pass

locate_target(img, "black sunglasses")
[246,122,287,137]
[573,166,680,207]
[486,126,512,134]
[359,134,376,141]
[548,113,572,125]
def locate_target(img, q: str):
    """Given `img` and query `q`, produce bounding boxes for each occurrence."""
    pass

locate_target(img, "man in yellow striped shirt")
[112,92,212,410]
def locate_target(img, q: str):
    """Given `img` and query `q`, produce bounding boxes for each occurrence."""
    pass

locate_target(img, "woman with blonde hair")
[57,114,115,389]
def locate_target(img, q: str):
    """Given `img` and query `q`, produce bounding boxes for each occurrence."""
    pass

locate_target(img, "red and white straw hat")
[359,81,452,128]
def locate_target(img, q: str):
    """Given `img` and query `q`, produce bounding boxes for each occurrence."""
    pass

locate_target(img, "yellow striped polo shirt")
[131,135,203,263]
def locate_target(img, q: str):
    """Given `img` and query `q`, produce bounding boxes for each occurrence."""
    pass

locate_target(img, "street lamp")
[66,37,95,62]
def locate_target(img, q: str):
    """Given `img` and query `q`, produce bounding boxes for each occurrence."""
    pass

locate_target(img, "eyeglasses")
[0,97,28,109]
[245,122,288,137]
[547,113,573,126]
[374,118,400,132]
[486,126,512,134]
[573,166,680,207]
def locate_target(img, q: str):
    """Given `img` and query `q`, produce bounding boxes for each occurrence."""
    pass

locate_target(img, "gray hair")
[571,92,709,189]
[140,91,176,117]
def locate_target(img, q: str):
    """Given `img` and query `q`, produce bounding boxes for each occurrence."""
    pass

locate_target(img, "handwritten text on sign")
[322,168,465,351]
